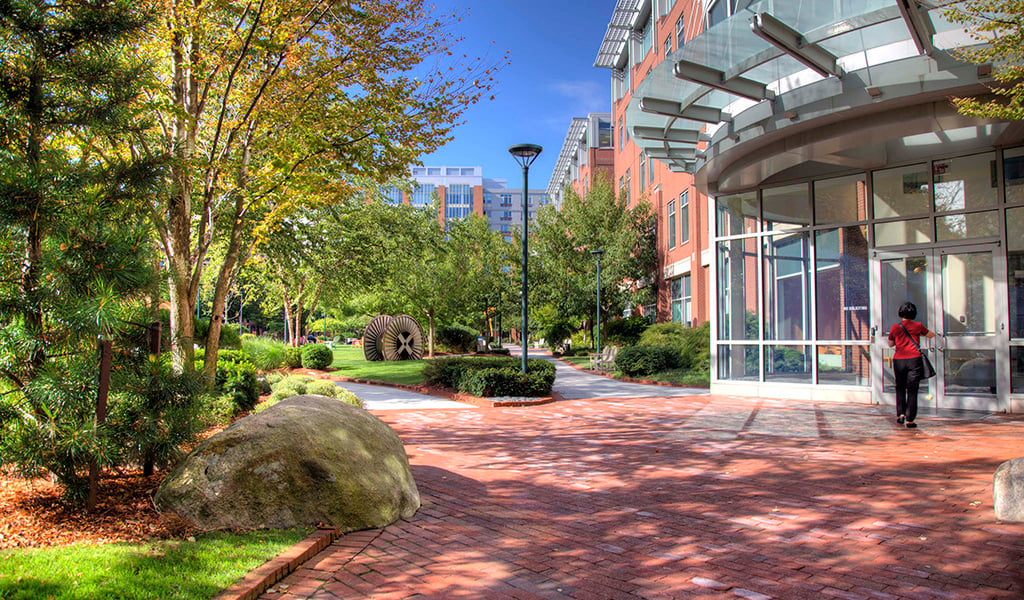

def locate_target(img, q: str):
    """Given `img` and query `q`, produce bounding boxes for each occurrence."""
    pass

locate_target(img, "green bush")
[615,345,681,377]
[336,388,365,408]
[436,324,477,354]
[541,319,576,353]
[423,356,554,396]
[638,321,710,371]
[458,368,554,397]
[306,379,338,397]
[241,336,288,371]
[194,319,242,349]
[603,316,650,345]
[265,372,286,386]
[283,347,302,368]
[271,375,314,395]
[301,344,333,369]
[487,346,511,356]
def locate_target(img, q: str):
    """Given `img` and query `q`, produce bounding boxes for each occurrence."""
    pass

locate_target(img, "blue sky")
[420,1,615,189]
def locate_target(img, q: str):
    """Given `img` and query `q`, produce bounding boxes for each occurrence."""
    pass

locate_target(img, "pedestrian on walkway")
[888,301,934,428]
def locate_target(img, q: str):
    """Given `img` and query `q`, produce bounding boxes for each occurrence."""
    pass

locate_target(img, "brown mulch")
[0,468,194,551]
[0,426,234,551]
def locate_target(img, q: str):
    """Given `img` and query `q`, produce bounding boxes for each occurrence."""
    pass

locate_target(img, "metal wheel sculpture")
[362,315,393,361]
[381,314,425,361]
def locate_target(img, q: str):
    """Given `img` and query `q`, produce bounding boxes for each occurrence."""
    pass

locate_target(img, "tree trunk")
[167,262,195,372]
[425,309,435,358]
[87,338,112,512]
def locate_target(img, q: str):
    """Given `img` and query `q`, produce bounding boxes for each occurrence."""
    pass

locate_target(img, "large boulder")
[994,458,1024,522]
[155,395,420,531]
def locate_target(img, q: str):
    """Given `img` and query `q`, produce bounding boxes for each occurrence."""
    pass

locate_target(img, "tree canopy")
[946,0,1024,120]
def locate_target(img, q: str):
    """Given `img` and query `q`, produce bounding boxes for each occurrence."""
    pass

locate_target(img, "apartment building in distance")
[381,166,551,240]
[547,113,616,207]
[583,0,1024,412]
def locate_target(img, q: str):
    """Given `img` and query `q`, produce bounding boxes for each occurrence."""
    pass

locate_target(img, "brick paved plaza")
[260,395,1024,600]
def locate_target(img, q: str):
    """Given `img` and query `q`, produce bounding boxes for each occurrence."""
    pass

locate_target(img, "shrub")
[265,372,286,386]
[423,356,554,396]
[194,319,242,349]
[216,359,260,413]
[615,345,681,377]
[603,316,650,346]
[241,336,288,371]
[638,321,710,371]
[306,379,338,397]
[488,346,511,356]
[436,324,477,354]
[301,344,333,369]
[272,374,314,395]
[458,368,554,397]
[336,388,365,408]
[283,347,302,368]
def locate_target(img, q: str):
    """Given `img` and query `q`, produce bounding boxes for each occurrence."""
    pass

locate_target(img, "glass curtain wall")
[715,147,1023,390]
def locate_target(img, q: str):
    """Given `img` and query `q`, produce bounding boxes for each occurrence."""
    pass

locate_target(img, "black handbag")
[900,323,936,379]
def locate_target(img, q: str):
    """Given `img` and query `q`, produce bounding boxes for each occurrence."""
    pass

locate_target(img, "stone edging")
[555,356,710,389]
[213,527,339,600]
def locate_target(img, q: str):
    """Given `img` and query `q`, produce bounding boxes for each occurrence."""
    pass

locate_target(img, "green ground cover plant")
[423,357,555,397]
[0,528,307,600]
[329,345,427,386]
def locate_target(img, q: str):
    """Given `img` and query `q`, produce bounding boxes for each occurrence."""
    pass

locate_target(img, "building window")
[383,186,403,205]
[679,190,690,244]
[664,31,673,55]
[707,0,729,29]
[668,199,677,248]
[671,275,691,324]
[676,13,685,45]
[445,183,473,221]
[412,183,434,206]
[641,14,653,58]
[625,168,631,203]
[639,154,646,192]
[501,211,512,221]
[598,119,613,147]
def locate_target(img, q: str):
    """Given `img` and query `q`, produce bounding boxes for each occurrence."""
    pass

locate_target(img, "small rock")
[994,457,1024,521]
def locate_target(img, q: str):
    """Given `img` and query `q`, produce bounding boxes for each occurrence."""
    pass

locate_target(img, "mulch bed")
[0,425,232,550]
[0,468,193,551]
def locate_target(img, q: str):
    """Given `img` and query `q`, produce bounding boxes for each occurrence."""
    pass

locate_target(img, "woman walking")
[887,301,935,428]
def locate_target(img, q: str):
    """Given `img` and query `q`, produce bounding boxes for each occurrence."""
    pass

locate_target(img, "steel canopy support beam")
[896,0,935,55]
[644,147,697,160]
[632,126,702,144]
[638,97,727,123]
[750,13,843,78]
[674,59,773,102]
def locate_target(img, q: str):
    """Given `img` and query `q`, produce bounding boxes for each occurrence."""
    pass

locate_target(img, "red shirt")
[888,320,929,360]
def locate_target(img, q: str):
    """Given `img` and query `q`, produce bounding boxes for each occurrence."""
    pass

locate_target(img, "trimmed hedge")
[423,356,555,397]
[194,354,259,414]
[301,344,333,369]
[614,345,682,377]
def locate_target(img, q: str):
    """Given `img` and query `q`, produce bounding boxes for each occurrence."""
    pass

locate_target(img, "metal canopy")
[623,0,982,182]
[749,12,842,78]
[547,118,589,198]
[594,0,640,69]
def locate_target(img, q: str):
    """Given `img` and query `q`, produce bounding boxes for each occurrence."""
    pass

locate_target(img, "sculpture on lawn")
[362,314,425,361]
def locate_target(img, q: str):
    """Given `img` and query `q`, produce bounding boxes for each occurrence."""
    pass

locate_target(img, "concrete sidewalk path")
[259,395,1024,600]
[510,345,709,400]
[334,381,475,411]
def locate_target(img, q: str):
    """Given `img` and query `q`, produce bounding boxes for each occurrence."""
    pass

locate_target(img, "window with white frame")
[668,199,677,248]
[639,154,646,193]
[445,184,473,221]
[641,14,653,58]
[625,168,631,203]
[676,13,685,45]
[664,31,672,55]
[680,190,690,244]
[671,275,692,324]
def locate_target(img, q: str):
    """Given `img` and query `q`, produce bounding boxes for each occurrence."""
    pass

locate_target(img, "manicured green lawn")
[329,345,427,385]
[560,354,593,368]
[0,528,307,600]
[630,368,710,387]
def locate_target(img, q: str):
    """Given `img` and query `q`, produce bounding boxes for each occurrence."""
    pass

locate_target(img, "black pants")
[893,357,924,422]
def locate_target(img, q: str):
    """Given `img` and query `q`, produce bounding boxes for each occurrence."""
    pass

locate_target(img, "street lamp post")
[508,143,542,373]
[591,249,605,359]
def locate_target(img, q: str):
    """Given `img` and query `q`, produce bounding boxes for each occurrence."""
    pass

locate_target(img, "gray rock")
[155,395,419,531]
[994,457,1024,522]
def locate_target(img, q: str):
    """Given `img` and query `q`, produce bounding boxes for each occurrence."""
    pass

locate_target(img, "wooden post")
[86,337,112,512]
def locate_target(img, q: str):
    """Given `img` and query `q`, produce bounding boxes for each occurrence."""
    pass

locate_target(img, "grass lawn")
[560,354,593,368]
[329,345,427,386]
[625,368,710,387]
[0,528,308,600]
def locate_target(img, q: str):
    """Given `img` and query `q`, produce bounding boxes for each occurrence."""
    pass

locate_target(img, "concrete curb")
[213,527,339,600]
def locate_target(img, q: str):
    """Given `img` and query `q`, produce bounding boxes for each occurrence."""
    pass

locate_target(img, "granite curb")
[213,527,339,600]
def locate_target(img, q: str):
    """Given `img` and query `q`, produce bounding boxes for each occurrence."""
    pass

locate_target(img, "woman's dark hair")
[898,301,917,320]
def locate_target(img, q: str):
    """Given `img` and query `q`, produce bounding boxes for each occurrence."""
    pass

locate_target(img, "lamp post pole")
[508,143,542,373]
[591,249,605,358]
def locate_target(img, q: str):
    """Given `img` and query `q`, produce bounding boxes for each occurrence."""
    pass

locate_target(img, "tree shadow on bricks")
[284,402,1024,599]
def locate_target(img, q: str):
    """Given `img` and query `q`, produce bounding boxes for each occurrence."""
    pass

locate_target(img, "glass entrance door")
[872,245,1008,411]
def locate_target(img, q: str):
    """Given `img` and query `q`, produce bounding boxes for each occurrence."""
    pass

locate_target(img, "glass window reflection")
[717,237,759,340]
[763,232,811,340]
[762,183,810,231]
[873,163,930,219]
[817,345,870,386]
[718,345,759,380]
[716,192,758,236]
[814,174,867,224]
[932,152,997,212]
[815,226,869,341]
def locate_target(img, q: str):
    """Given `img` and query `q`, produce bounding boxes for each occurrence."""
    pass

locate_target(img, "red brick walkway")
[259,396,1024,600]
